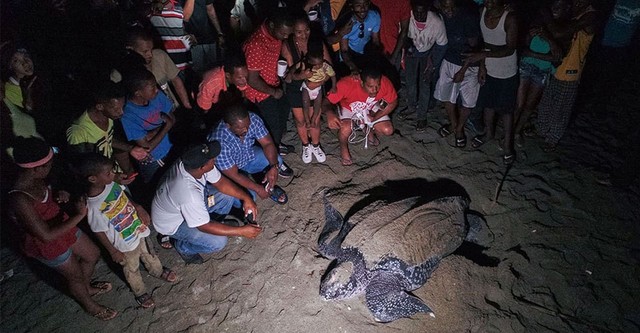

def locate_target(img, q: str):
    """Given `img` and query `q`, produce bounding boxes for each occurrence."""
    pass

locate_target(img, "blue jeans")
[405,54,433,121]
[240,146,284,199]
[171,184,240,255]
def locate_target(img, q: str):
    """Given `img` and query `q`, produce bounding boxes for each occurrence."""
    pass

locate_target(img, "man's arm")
[221,165,270,199]
[206,2,226,46]
[340,39,359,74]
[323,94,342,129]
[256,133,280,190]
[182,0,195,21]
[390,19,409,62]
[464,12,518,63]
[170,76,192,109]
[196,221,261,238]
[247,70,283,99]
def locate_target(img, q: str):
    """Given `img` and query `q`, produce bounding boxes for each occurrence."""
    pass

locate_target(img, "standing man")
[433,0,481,148]
[152,141,261,264]
[371,0,411,68]
[465,0,518,165]
[243,10,295,155]
[340,0,381,75]
[324,67,397,166]
[185,0,227,73]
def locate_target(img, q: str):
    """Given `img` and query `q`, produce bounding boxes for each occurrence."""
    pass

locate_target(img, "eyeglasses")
[358,23,364,38]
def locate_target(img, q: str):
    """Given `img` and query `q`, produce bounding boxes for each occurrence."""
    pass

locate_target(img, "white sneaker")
[301,144,313,164]
[311,144,326,163]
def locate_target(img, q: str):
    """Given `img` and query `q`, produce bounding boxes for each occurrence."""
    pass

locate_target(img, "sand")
[2,100,639,332]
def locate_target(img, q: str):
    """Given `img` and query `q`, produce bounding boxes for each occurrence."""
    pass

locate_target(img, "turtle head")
[320,248,369,300]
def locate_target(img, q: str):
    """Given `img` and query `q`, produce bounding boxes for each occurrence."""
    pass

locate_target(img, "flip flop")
[159,267,178,283]
[455,136,467,148]
[471,135,490,148]
[367,135,380,146]
[90,281,112,297]
[157,234,173,249]
[135,293,155,309]
[268,185,288,204]
[438,124,452,138]
[91,307,118,321]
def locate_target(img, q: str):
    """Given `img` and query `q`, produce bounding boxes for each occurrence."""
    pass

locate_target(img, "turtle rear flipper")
[365,275,434,322]
[318,199,354,258]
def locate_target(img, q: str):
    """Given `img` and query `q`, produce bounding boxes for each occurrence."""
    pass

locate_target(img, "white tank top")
[480,8,517,78]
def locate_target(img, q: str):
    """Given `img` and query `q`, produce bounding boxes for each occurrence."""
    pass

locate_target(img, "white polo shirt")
[152,160,222,235]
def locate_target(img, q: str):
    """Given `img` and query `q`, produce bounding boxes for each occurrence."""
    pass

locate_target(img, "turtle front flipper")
[365,273,434,322]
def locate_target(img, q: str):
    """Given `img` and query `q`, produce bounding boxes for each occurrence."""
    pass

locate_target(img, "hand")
[368,110,378,122]
[182,100,192,109]
[74,196,88,218]
[329,86,336,94]
[262,167,278,191]
[186,34,198,47]
[55,190,70,204]
[137,206,151,226]
[337,20,354,37]
[130,146,150,161]
[161,112,176,128]
[326,108,341,130]
[478,66,487,86]
[463,51,486,65]
[217,35,226,48]
[311,112,322,128]
[115,172,135,185]
[243,201,258,222]
[110,250,126,264]
[239,224,262,239]
[453,70,465,83]
[272,88,284,99]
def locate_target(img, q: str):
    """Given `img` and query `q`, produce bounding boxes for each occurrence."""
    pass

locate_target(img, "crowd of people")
[1,0,611,322]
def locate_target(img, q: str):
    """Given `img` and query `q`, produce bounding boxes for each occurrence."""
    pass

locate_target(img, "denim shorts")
[519,62,550,87]
[36,229,82,267]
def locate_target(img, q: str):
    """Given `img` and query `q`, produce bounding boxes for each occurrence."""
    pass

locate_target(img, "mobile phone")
[379,99,388,109]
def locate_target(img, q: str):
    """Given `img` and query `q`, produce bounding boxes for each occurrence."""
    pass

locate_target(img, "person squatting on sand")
[324,67,398,166]
[207,104,294,204]
[151,141,261,265]
[7,138,118,321]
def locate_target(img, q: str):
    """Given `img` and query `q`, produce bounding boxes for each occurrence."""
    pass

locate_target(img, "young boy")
[80,153,178,309]
[120,68,176,183]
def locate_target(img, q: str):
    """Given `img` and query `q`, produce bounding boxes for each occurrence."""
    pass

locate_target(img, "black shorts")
[479,74,518,113]
[286,80,304,108]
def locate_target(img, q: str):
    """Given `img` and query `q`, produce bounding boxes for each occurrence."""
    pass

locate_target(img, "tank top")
[8,187,78,260]
[480,8,518,78]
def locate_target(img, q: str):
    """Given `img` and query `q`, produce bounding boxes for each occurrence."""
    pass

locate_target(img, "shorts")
[36,229,82,267]
[301,82,322,100]
[478,74,518,113]
[519,62,550,87]
[338,107,390,127]
[434,60,481,108]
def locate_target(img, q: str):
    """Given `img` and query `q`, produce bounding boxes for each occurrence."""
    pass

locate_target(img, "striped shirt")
[150,0,192,70]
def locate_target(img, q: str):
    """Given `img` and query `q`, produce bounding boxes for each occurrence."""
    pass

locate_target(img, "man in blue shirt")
[340,0,381,75]
[208,104,293,203]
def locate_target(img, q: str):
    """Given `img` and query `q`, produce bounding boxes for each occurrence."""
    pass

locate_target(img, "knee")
[376,125,394,136]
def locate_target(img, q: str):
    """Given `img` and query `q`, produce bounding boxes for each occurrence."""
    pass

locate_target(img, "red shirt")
[197,67,227,110]
[243,23,282,103]
[327,75,397,113]
[372,0,411,56]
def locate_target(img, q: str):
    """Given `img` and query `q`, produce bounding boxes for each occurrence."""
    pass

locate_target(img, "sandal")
[135,293,155,309]
[503,153,515,166]
[91,307,118,321]
[157,234,173,249]
[438,124,452,138]
[90,281,112,297]
[455,136,467,148]
[268,185,288,204]
[159,267,178,283]
[471,135,490,148]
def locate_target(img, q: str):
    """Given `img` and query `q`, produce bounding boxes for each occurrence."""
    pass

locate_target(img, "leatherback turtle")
[317,195,481,322]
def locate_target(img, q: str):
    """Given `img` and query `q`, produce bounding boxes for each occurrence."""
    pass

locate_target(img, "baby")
[300,49,336,129]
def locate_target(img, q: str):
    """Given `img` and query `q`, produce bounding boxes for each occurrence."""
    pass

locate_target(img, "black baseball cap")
[182,141,221,169]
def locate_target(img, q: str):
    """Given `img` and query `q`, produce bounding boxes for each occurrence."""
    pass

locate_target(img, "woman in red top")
[8,138,118,321]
